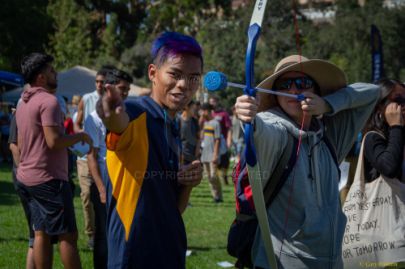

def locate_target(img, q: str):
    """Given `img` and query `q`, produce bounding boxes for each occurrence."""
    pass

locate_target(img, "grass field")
[0,163,237,269]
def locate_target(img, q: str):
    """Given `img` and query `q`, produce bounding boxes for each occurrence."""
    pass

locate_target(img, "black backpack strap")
[263,133,298,207]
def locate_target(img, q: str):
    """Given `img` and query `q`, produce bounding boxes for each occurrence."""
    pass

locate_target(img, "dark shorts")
[218,151,230,169]
[16,179,77,236]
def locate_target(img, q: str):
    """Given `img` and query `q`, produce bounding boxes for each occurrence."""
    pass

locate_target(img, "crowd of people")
[3,30,405,269]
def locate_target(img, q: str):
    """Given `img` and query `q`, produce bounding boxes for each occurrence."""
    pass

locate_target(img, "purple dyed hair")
[151,32,203,68]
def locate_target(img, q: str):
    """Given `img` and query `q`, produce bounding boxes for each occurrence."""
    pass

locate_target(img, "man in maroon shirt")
[16,53,92,269]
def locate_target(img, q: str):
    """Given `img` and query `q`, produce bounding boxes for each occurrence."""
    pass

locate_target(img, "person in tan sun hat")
[256,55,347,112]
[234,55,381,269]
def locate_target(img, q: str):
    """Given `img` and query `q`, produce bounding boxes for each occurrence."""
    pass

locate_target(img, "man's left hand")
[177,160,203,187]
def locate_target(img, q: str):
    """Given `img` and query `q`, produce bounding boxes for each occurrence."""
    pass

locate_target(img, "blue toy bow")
[243,1,279,268]
[243,0,266,167]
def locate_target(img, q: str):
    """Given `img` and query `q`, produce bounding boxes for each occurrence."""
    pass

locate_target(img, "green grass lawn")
[0,163,237,269]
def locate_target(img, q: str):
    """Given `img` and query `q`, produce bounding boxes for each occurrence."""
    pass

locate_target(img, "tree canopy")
[1,0,404,107]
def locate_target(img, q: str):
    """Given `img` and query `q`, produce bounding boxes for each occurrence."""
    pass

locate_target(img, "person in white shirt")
[74,67,108,249]
[85,68,132,269]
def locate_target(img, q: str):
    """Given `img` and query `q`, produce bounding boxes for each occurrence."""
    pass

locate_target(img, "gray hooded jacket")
[251,83,380,269]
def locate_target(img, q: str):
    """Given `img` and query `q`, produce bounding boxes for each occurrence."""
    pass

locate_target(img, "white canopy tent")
[1,65,150,104]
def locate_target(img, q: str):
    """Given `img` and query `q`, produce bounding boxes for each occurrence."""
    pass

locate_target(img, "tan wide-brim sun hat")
[257,55,348,112]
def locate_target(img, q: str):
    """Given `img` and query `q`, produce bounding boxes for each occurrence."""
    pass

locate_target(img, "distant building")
[382,0,405,8]
[230,0,404,24]
[297,0,336,24]
[299,0,405,6]
[298,0,405,23]
[232,0,249,10]
[298,0,335,5]
[232,0,404,9]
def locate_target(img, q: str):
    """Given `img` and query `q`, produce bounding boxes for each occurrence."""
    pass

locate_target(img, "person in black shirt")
[363,79,405,182]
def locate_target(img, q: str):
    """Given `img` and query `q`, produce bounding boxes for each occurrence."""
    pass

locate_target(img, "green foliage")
[289,0,405,83]
[258,0,299,76]
[93,13,121,70]
[0,0,53,72]
[197,18,246,108]
[73,0,148,52]
[47,0,97,70]
[142,0,232,37]
[119,42,152,85]
[197,0,298,108]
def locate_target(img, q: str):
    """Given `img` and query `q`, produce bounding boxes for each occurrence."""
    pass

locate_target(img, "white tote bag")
[342,131,405,269]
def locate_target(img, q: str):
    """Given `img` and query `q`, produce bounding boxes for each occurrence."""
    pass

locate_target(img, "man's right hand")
[96,84,130,134]
[97,84,124,119]
[235,95,258,123]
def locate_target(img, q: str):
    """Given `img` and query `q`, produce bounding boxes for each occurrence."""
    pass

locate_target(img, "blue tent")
[0,71,24,88]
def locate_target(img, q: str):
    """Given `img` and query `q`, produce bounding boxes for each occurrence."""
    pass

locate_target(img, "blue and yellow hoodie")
[105,96,185,269]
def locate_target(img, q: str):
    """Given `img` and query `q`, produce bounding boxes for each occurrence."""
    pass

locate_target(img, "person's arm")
[84,114,106,202]
[8,115,19,166]
[43,126,92,150]
[87,147,106,203]
[213,138,220,163]
[9,143,19,166]
[177,160,202,213]
[97,84,129,134]
[364,128,404,179]
[226,129,232,149]
[225,113,233,149]
[198,116,205,131]
[322,83,380,162]
[73,99,84,133]
[177,186,193,214]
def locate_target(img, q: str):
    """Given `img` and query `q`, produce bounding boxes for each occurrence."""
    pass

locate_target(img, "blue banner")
[371,24,384,82]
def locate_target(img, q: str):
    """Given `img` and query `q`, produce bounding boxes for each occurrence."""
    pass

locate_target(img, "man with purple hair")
[97,32,203,268]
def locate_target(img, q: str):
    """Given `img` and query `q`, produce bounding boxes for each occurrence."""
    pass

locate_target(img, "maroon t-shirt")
[16,87,68,186]
[212,110,232,138]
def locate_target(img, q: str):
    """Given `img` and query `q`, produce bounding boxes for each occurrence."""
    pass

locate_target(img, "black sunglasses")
[274,76,315,91]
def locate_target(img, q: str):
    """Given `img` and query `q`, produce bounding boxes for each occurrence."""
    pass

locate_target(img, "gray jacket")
[251,83,380,269]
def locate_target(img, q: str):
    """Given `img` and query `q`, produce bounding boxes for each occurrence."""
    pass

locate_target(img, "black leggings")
[90,183,108,269]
